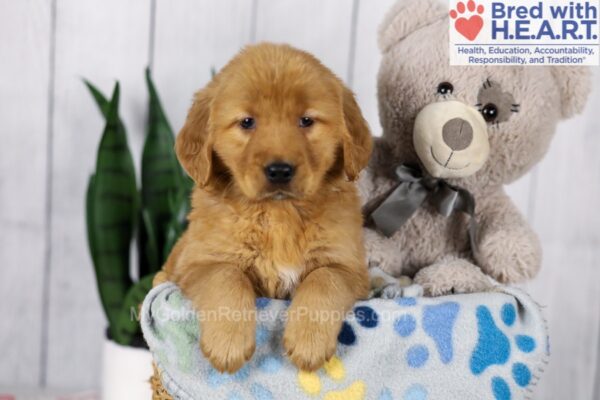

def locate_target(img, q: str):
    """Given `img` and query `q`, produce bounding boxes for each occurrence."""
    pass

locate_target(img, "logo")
[449,0,600,66]
[450,0,485,41]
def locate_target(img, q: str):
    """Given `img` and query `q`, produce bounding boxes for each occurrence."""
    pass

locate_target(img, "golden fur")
[156,43,373,373]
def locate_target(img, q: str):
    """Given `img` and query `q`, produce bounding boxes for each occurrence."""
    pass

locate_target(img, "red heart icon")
[455,15,483,41]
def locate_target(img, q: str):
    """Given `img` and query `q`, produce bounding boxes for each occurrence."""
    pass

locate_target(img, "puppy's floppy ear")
[379,0,447,53]
[342,88,373,181]
[175,85,216,187]
[551,66,592,119]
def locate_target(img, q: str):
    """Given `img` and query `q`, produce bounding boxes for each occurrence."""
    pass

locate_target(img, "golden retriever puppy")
[158,43,372,373]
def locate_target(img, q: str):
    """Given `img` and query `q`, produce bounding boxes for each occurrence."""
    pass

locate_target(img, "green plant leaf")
[83,80,126,134]
[86,82,138,342]
[112,273,155,346]
[140,68,186,271]
[141,208,160,273]
[163,190,191,257]
[85,174,98,268]
[84,80,110,117]
[85,72,195,346]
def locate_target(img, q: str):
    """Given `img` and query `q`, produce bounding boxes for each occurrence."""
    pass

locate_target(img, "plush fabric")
[360,0,592,295]
[142,282,548,400]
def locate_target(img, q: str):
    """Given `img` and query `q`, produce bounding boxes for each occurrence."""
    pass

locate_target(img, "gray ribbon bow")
[363,164,479,255]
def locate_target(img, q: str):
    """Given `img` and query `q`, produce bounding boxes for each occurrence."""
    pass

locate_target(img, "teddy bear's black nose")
[264,162,295,184]
[442,118,473,151]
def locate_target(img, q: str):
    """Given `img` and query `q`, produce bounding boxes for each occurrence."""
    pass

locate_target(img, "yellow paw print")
[297,356,366,399]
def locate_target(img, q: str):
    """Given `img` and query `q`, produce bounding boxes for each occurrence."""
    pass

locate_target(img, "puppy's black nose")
[264,162,295,184]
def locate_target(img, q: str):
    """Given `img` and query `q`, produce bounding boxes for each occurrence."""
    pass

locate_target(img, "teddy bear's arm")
[358,168,407,276]
[474,189,542,284]
[362,227,406,273]
[413,256,493,296]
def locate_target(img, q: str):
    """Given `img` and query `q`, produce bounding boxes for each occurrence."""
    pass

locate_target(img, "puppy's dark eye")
[437,82,454,95]
[240,117,256,130]
[481,103,499,122]
[299,116,314,128]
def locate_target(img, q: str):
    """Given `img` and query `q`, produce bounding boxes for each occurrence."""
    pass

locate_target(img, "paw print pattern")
[393,301,460,370]
[297,356,366,400]
[470,303,537,400]
[422,302,460,364]
[387,299,460,399]
[207,361,277,400]
[295,305,380,399]
[449,0,485,41]
[197,294,542,400]
[377,384,429,400]
[403,384,428,400]
[337,305,380,346]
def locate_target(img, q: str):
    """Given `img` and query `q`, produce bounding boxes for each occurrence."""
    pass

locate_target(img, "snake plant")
[85,69,192,346]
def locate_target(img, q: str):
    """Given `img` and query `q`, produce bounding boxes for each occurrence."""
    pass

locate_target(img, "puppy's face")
[176,44,372,201]
[211,67,344,200]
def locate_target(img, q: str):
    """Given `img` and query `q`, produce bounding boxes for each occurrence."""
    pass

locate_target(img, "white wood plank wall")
[0,0,597,397]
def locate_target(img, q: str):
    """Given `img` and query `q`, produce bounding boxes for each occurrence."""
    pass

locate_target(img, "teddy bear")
[360,0,591,296]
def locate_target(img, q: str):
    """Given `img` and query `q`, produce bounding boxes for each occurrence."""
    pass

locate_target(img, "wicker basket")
[151,363,173,400]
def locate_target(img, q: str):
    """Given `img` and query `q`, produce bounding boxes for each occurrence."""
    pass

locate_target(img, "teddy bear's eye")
[477,79,517,126]
[437,82,454,95]
[481,103,499,122]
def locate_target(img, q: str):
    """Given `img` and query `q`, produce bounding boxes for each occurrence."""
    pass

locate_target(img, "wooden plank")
[526,69,600,400]
[0,0,51,386]
[152,0,255,132]
[527,243,600,400]
[45,0,152,388]
[351,0,397,136]
[531,70,600,244]
[254,0,355,83]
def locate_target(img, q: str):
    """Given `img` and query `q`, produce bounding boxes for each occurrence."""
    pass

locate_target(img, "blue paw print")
[470,303,536,400]
[392,300,460,371]
[337,305,380,346]
[406,345,429,368]
[388,299,460,399]
[422,302,459,364]
[396,297,417,307]
[403,384,428,400]
[208,360,276,400]
[378,384,428,400]
[338,321,357,345]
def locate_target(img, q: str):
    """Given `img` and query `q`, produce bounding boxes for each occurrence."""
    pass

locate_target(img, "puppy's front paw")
[283,320,338,372]
[200,319,256,373]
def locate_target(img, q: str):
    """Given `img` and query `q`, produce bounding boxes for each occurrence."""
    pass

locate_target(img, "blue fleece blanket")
[141,283,548,400]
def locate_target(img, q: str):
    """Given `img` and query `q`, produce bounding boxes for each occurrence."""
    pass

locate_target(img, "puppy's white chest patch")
[277,266,301,295]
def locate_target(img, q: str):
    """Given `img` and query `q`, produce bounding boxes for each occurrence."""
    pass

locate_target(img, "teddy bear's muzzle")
[413,100,489,179]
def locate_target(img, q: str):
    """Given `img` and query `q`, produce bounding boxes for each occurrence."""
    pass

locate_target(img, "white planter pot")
[102,338,154,400]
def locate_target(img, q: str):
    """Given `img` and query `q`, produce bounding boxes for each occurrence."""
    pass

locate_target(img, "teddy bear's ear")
[551,67,592,119]
[378,0,447,53]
